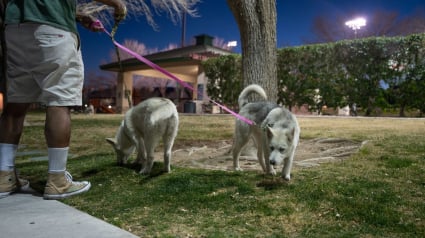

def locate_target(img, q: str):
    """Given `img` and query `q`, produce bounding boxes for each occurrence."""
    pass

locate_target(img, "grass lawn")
[15,113,425,237]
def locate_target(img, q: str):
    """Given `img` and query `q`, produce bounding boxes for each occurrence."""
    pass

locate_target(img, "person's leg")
[0,103,30,144]
[45,106,71,148]
[0,103,31,198]
[43,106,91,199]
[1,23,46,198]
[45,106,70,174]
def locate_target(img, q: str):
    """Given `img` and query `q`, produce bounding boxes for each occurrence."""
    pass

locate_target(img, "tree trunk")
[399,104,406,117]
[227,0,278,102]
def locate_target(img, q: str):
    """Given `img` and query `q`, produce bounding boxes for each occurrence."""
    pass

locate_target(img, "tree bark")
[227,0,278,102]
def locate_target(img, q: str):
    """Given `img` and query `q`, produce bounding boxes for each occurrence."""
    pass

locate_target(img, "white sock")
[0,143,18,171]
[48,147,69,174]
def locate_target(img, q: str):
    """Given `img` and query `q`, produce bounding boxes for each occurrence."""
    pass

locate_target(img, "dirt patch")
[169,138,367,172]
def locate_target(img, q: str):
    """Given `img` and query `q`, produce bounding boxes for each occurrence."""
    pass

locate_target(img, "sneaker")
[43,171,91,200]
[0,170,30,198]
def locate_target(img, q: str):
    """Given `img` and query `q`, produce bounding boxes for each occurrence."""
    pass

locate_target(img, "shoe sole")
[0,182,31,199]
[43,182,91,200]
[0,191,12,199]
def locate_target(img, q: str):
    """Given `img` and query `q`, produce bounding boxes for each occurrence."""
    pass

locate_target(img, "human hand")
[76,14,104,32]
[93,0,127,24]
[90,19,105,32]
[114,3,127,23]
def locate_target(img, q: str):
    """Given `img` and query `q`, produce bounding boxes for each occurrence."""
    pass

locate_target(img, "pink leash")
[101,26,254,125]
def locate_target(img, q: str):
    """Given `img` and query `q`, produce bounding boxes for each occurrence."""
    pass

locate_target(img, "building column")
[116,72,133,114]
[196,69,206,101]
[193,67,206,113]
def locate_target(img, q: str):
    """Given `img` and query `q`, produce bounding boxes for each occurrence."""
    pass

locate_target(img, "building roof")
[100,34,233,72]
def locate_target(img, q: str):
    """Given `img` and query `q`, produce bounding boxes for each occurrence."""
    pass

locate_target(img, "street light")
[345,17,366,39]
[227,41,237,47]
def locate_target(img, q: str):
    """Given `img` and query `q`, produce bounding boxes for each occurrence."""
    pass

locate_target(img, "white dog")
[232,84,300,180]
[106,97,179,175]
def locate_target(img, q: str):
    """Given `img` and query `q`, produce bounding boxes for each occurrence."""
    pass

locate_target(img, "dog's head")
[260,107,299,166]
[266,125,297,166]
[106,124,136,165]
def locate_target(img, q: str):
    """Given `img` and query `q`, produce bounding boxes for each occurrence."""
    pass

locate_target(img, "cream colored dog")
[106,97,179,175]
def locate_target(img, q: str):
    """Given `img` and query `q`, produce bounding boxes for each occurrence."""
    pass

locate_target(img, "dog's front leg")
[141,156,154,175]
[281,148,295,181]
[135,138,146,165]
[140,154,154,175]
[264,152,276,176]
[262,135,276,176]
[139,139,157,175]
[140,150,154,175]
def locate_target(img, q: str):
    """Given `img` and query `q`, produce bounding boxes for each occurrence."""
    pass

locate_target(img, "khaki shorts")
[5,23,84,106]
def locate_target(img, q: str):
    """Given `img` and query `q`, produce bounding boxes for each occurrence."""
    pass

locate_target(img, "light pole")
[345,17,366,39]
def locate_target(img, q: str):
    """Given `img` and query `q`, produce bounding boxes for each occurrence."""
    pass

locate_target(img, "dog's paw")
[234,167,243,172]
[267,167,276,176]
[283,174,291,181]
[139,169,151,175]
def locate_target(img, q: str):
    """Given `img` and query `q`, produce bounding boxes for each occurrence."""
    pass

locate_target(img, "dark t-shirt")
[5,0,77,34]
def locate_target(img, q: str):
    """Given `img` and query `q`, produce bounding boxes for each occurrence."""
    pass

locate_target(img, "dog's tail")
[238,84,267,108]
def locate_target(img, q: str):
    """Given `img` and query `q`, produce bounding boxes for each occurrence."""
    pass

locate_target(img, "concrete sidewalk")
[0,190,139,238]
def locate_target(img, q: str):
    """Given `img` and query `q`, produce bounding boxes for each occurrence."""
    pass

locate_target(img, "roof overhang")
[99,44,232,73]
[99,44,233,83]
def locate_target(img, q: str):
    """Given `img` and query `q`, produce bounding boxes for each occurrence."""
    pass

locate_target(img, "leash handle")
[101,28,255,125]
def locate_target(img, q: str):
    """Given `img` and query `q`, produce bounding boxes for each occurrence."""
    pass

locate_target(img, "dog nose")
[270,160,276,165]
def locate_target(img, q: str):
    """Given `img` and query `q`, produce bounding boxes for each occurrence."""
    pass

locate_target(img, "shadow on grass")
[256,176,291,190]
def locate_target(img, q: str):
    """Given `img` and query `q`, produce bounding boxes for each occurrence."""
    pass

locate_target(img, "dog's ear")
[105,138,118,149]
[266,126,276,139]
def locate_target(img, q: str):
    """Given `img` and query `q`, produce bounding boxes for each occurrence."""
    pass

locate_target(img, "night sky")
[78,0,425,76]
